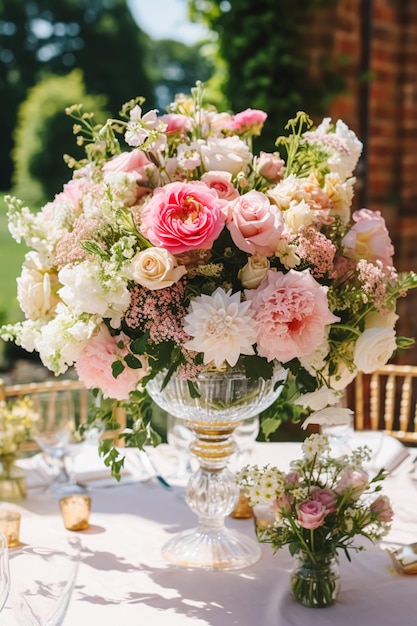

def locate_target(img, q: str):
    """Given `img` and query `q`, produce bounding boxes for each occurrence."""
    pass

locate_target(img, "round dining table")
[2,434,416,626]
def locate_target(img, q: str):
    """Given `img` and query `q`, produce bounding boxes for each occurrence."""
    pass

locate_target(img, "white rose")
[238,255,270,288]
[130,247,186,290]
[364,309,398,330]
[354,328,397,373]
[200,136,252,175]
[17,251,60,320]
[283,199,315,233]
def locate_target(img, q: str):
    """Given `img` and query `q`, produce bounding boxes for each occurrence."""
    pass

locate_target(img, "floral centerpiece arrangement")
[236,433,393,607]
[1,81,416,472]
[0,395,39,500]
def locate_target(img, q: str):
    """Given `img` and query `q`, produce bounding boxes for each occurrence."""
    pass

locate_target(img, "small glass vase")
[0,455,27,502]
[146,364,285,571]
[290,550,341,608]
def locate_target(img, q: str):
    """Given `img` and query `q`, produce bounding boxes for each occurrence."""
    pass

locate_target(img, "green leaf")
[111,360,125,379]
[242,355,274,380]
[124,354,143,369]
[130,334,149,354]
[187,380,201,399]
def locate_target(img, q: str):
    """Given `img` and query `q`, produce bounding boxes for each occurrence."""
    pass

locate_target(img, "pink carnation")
[231,108,267,136]
[342,208,394,266]
[246,269,340,363]
[226,190,284,256]
[140,181,227,254]
[75,325,149,401]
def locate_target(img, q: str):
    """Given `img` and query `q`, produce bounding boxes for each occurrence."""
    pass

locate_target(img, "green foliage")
[0,0,153,190]
[12,70,108,207]
[188,0,344,144]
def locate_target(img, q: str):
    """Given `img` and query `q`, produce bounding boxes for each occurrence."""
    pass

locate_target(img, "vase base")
[161,527,261,571]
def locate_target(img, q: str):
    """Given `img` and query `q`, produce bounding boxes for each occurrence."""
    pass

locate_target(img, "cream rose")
[130,247,186,290]
[17,251,60,321]
[200,136,252,176]
[353,328,397,373]
[238,255,270,289]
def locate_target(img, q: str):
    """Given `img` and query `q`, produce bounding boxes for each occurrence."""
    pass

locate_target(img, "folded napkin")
[351,431,410,473]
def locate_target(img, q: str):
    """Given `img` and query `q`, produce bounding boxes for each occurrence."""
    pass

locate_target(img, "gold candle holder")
[0,509,21,547]
[60,495,91,531]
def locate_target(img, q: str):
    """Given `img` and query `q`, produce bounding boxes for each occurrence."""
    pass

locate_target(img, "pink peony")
[231,108,268,136]
[75,325,149,401]
[226,190,284,256]
[342,208,394,266]
[140,181,227,254]
[311,487,337,514]
[297,500,326,529]
[370,495,394,522]
[246,269,340,363]
[200,171,240,201]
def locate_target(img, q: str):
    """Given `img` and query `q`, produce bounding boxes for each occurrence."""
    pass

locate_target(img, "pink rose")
[159,113,193,135]
[370,495,393,522]
[342,208,394,266]
[256,151,284,182]
[102,149,151,174]
[231,108,268,136]
[75,326,149,401]
[335,468,368,499]
[200,171,240,201]
[285,472,300,485]
[298,500,326,529]
[140,181,227,254]
[311,487,337,514]
[227,190,284,256]
[246,269,340,363]
[271,493,292,514]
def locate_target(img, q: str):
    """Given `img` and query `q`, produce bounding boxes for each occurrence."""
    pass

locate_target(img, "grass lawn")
[0,192,28,323]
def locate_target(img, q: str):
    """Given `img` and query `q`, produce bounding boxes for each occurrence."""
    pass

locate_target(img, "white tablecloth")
[2,436,417,626]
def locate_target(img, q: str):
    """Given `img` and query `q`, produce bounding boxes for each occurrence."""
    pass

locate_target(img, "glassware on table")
[166,413,194,481]
[0,532,10,614]
[8,535,81,626]
[147,365,286,571]
[32,391,86,495]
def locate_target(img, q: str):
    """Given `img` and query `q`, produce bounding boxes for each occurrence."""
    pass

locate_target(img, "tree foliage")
[188,0,343,148]
[0,0,153,190]
[12,70,108,207]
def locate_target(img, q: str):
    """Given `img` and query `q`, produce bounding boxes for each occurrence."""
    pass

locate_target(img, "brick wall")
[309,0,417,364]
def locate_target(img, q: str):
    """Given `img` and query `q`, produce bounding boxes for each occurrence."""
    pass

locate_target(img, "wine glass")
[0,532,10,614]
[8,535,81,626]
[32,390,86,495]
[166,413,194,482]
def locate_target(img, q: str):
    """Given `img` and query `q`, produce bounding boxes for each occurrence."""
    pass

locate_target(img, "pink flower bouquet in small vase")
[236,433,393,607]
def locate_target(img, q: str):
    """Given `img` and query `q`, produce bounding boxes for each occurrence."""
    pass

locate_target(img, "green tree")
[188,0,343,148]
[12,70,108,207]
[0,0,153,190]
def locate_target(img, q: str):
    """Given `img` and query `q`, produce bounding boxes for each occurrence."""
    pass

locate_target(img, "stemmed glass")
[0,532,10,614]
[32,391,86,495]
[8,535,81,626]
[166,413,194,481]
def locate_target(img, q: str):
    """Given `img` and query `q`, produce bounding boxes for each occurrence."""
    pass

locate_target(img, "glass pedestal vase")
[146,365,285,571]
[0,455,27,502]
[290,550,341,608]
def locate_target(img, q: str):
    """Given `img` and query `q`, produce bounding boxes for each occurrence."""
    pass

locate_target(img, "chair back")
[353,364,417,444]
[0,378,126,451]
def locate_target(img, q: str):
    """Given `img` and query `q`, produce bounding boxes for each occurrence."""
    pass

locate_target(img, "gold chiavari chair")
[0,378,126,452]
[352,364,417,445]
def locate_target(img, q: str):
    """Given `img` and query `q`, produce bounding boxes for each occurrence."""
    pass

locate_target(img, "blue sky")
[127,0,209,44]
